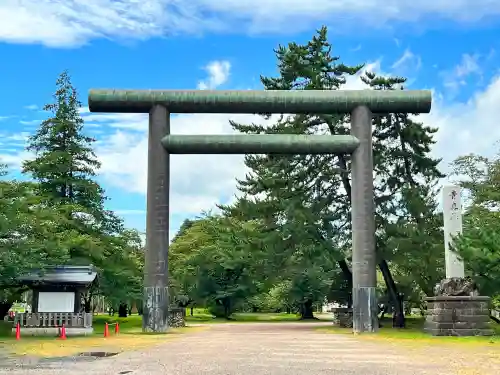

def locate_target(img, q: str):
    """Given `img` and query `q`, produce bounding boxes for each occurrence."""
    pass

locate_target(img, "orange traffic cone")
[115,322,119,335]
[15,322,20,340]
[104,322,109,337]
[60,324,67,340]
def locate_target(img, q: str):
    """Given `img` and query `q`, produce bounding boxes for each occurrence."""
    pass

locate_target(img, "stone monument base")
[331,308,353,328]
[425,296,493,336]
[169,307,186,328]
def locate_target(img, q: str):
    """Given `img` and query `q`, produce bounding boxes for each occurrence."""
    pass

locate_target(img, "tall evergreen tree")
[223,27,443,323]
[23,70,122,235]
[21,71,140,310]
[23,71,112,222]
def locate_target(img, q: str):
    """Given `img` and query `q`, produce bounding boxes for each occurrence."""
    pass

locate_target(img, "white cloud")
[19,119,41,126]
[0,149,32,169]
[422,74,500,176]
[441,54,482,92]
[391,49,422,73]
[197,61,231,90]
[93,113,272,215]
[84,113,147,131]
[0,0,498,47]
[455,54,481,77]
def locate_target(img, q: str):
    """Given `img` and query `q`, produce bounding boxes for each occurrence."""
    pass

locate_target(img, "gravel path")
[0,322,496,375]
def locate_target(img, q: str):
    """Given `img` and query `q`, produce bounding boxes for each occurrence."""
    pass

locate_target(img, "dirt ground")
[0,322,498,375]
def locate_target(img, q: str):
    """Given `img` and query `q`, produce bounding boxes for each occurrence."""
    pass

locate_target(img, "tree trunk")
[379,259,405,328]
[338,259,353,307]
[299,300,316,320]
[118,303,128,318]
[338,257,404,327]
[490,312,500,324]
[84,297,92,313]
[190,306,194,316]
[223,299,231,320]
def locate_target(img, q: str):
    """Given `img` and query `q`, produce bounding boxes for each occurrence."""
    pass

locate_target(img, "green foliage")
[246,282,295,313]
[97,229,144,305]
[384,184,445,297]
[327,270,352,307]
[171,218,196,243]
[451,154,500,297]
[0,169,71,286]
[222,26,443,317]
[170,214,266,318]
[0,164,81,309]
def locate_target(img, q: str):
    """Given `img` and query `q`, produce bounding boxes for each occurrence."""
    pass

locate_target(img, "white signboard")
[38,292,75,313]
[442,185,465,278]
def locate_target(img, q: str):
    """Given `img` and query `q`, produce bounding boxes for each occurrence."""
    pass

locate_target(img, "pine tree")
[224,27,443,323]
[23,71,106,216]
[23,71,123,232]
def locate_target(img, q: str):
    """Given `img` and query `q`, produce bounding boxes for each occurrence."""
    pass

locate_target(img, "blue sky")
[0,1,500,239]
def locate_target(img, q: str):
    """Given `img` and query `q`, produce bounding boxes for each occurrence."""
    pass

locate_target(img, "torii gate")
[88,89,432,333]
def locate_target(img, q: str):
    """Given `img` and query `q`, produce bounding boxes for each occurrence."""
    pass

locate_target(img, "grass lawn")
[0,314,199,357]
[184,308,332,323]
[318,315,500,347]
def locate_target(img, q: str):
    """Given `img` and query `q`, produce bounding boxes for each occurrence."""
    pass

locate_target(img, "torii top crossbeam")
[88,89,432,114]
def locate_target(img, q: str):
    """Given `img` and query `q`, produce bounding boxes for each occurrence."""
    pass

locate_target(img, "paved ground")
[0,322,497,375]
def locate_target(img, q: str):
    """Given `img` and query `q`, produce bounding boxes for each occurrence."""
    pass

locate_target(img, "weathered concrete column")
[143,105,170,332]
[350,105,378,333]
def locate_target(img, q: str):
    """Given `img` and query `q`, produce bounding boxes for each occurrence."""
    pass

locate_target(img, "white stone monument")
[442,185,465,278]
[424,185,493,337]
